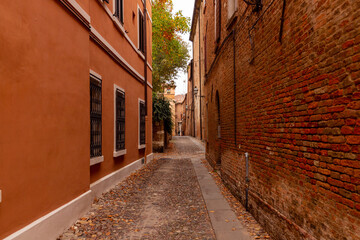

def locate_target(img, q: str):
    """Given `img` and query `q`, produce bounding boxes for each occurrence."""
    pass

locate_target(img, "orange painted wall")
[0,1,90,238]
[0,0,152,238]
[88,0,153,183]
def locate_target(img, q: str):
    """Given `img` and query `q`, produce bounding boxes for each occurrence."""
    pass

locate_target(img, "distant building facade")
[191,0,360,239]
[164,87,176,136]
[175,94,187,136]
[0,0,152,238]
[188,3,207,141]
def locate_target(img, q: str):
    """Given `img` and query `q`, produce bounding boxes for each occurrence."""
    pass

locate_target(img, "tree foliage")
[152,93,173,135]
[152,0,190,93]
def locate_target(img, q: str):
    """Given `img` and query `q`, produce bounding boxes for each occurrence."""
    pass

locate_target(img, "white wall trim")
[59,0,91,28]
[147,11,152,24]
[4,155,149,240]
[90,156,104,166]
[113,149,127,157]
[146,153,154,163]
[90,69,102,81]
[147,81,153,89]
[90,27,145,82]
[97,0,152,68]
[4,191,92,240]
[90,158,144,198]
[147,62,153,71]
[67,0,90,22]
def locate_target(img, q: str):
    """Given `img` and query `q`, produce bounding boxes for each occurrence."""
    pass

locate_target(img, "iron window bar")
[138,9,145,53]
[114,0,124,24]
[140,101,146,145]
[90,80,102,158]
[116,90,125,151]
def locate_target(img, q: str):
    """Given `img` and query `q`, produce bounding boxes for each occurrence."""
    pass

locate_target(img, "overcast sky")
[173,0,195,95]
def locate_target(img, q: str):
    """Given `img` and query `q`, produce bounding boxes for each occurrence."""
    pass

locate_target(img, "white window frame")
[138,98,146,149]
[113,0,124,24]
[227,0,238,20]
[90,70,104,166]
[137,5,145,55]
[214,0,217,39]
[113,84,127,157]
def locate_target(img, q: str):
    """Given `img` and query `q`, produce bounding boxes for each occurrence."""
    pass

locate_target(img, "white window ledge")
[90,156,104,166]
[138,144,146,150]
[113,149,127,157]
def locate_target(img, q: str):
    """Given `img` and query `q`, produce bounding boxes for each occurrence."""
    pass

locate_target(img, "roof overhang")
[189,0,202,42]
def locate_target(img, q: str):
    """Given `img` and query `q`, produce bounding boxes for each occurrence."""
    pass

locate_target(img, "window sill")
[112,15,146,61]
[226,13,238,30]
[90,156,104,166]
[113,149,127,157]
[138,144,146,150]
[112,16,126,36]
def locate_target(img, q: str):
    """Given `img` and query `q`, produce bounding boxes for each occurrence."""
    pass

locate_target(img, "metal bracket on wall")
[243,0,263,12]
[279,0,286,43]
[248,30,255,64]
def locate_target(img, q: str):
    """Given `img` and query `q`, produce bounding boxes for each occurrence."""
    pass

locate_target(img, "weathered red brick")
[346,135,360,145]
[342,40,354,49]
[341,126,353,135]
[327,177,345,188]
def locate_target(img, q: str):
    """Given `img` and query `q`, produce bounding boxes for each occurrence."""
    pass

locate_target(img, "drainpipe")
[233,29,237,147]
[192,62,195,137]
[245,152,249,210]
[279,0,286,43]
[143,0,148,152]
[199,7,203,140]
[143,0,148,116]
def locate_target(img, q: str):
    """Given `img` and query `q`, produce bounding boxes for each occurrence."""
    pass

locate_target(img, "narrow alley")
[59,136,269,240]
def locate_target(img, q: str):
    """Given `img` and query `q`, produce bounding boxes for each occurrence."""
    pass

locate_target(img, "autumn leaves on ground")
[59,136,270,240]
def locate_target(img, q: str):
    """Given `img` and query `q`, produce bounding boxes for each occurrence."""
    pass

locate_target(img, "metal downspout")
[143,0,148,153]
[233,29,237,147]
[143,0,148,116]
[199,8,202,140]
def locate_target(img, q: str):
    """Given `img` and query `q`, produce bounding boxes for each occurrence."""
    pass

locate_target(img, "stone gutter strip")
[192,157,252,240]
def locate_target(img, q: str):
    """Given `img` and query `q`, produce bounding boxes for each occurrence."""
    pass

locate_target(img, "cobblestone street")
[59,137,269,239]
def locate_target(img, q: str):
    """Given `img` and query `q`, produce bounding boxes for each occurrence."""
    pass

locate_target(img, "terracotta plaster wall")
[0,1,90,238]
[89,0,152,80]
[203,0,360,239]
[89,41,152,183]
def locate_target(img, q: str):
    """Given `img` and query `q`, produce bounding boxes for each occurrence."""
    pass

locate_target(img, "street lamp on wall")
[194,86,198,96]
[194,86,205,98]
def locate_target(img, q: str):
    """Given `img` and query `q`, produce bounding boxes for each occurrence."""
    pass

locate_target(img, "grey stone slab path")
[172,136,252,239]
[59,136,254,240]
[192,157,252,240]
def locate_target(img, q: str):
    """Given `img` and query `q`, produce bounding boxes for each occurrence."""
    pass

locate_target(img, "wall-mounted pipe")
[143,0,147,116]
[233,29,237,146]
[245,152,249,210]
[199,7,203,140]
[279,0,286,43]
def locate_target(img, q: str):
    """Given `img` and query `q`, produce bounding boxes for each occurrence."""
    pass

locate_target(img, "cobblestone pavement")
[59,136,270,239]
[59,138,215,239]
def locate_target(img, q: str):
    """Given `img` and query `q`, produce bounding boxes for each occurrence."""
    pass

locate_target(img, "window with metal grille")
[115,0,124,24]
[115,90,125,151]
[90,79,102,158]
[138,9,145,53]
[139,101,145,145]
[215,0,221,43]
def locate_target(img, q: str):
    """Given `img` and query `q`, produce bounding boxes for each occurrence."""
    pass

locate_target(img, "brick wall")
[203,0,360,239]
